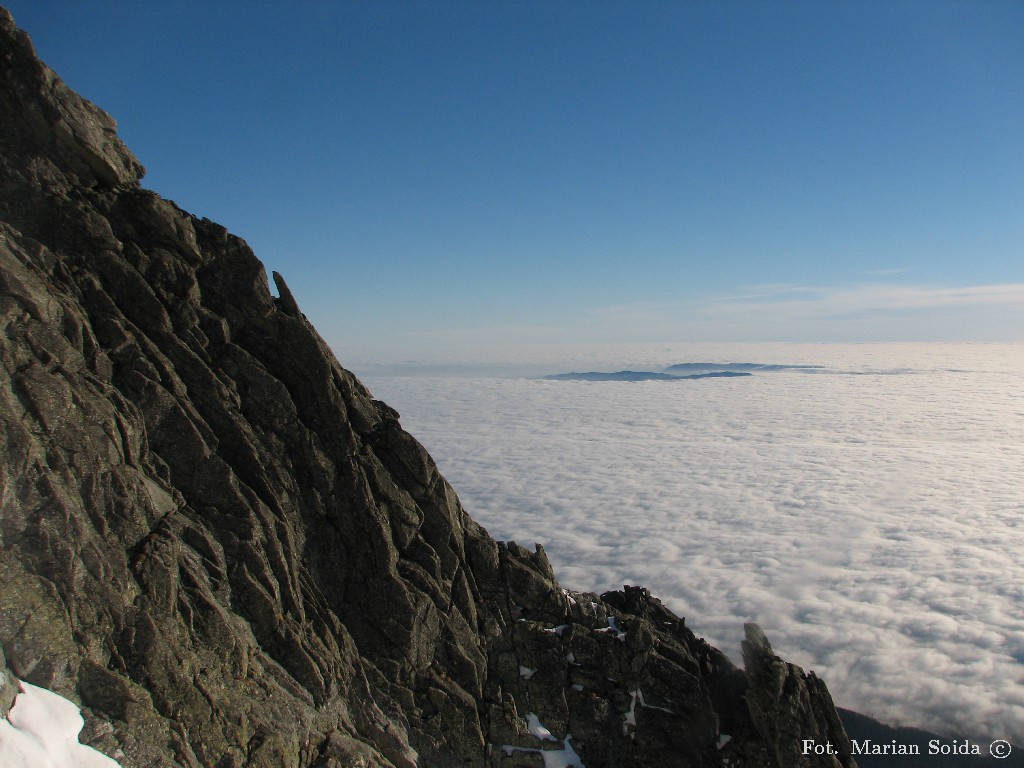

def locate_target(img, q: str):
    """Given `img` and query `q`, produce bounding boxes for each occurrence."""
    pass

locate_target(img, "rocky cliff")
[0,8,857,767]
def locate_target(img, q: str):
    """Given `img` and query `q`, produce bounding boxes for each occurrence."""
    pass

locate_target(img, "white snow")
[526,712,558,741]
[503,713,587,767]
[621,689,673,734]
[0,681,121,768]
[636,689,674,715]
[605,616,626,641]
[623,690,638,734]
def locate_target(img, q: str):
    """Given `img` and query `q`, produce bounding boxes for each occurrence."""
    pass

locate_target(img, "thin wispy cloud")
[363,282,1024,356]
[704,285,822,303]
[861,268,911,276]
[576,282,1024,343]
[692,283,1024,341]
[584,301,679,324]
[707,282,1024,315]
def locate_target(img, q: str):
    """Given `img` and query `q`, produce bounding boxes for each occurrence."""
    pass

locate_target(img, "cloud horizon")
[361,343,1024,743]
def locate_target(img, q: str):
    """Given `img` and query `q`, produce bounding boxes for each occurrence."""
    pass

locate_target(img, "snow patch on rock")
[0,681,121,768]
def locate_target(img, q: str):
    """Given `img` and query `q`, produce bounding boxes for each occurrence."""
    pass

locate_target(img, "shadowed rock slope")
[0,9,856,768]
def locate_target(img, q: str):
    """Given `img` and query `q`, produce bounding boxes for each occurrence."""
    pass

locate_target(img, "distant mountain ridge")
[541,362,824,382]
[0,8,857,767]
[543,370,753,381]
[663,363,826,374]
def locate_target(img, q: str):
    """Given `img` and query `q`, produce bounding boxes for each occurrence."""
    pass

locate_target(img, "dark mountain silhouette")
[663,363,825,374]
[543,370,752,381]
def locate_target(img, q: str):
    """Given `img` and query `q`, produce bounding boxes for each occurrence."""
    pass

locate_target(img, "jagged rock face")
[0,8,857,768]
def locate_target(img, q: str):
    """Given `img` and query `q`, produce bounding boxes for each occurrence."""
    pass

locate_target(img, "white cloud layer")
[362,343,1024,744]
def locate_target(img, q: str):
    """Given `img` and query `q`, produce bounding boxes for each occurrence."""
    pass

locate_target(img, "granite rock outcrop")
[0,8,856,767]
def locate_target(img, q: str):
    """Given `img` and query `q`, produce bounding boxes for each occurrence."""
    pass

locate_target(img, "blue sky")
[8,2,1023,354]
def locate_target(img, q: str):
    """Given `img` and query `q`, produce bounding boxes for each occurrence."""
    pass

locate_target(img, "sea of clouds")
[354,343,1024,744]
